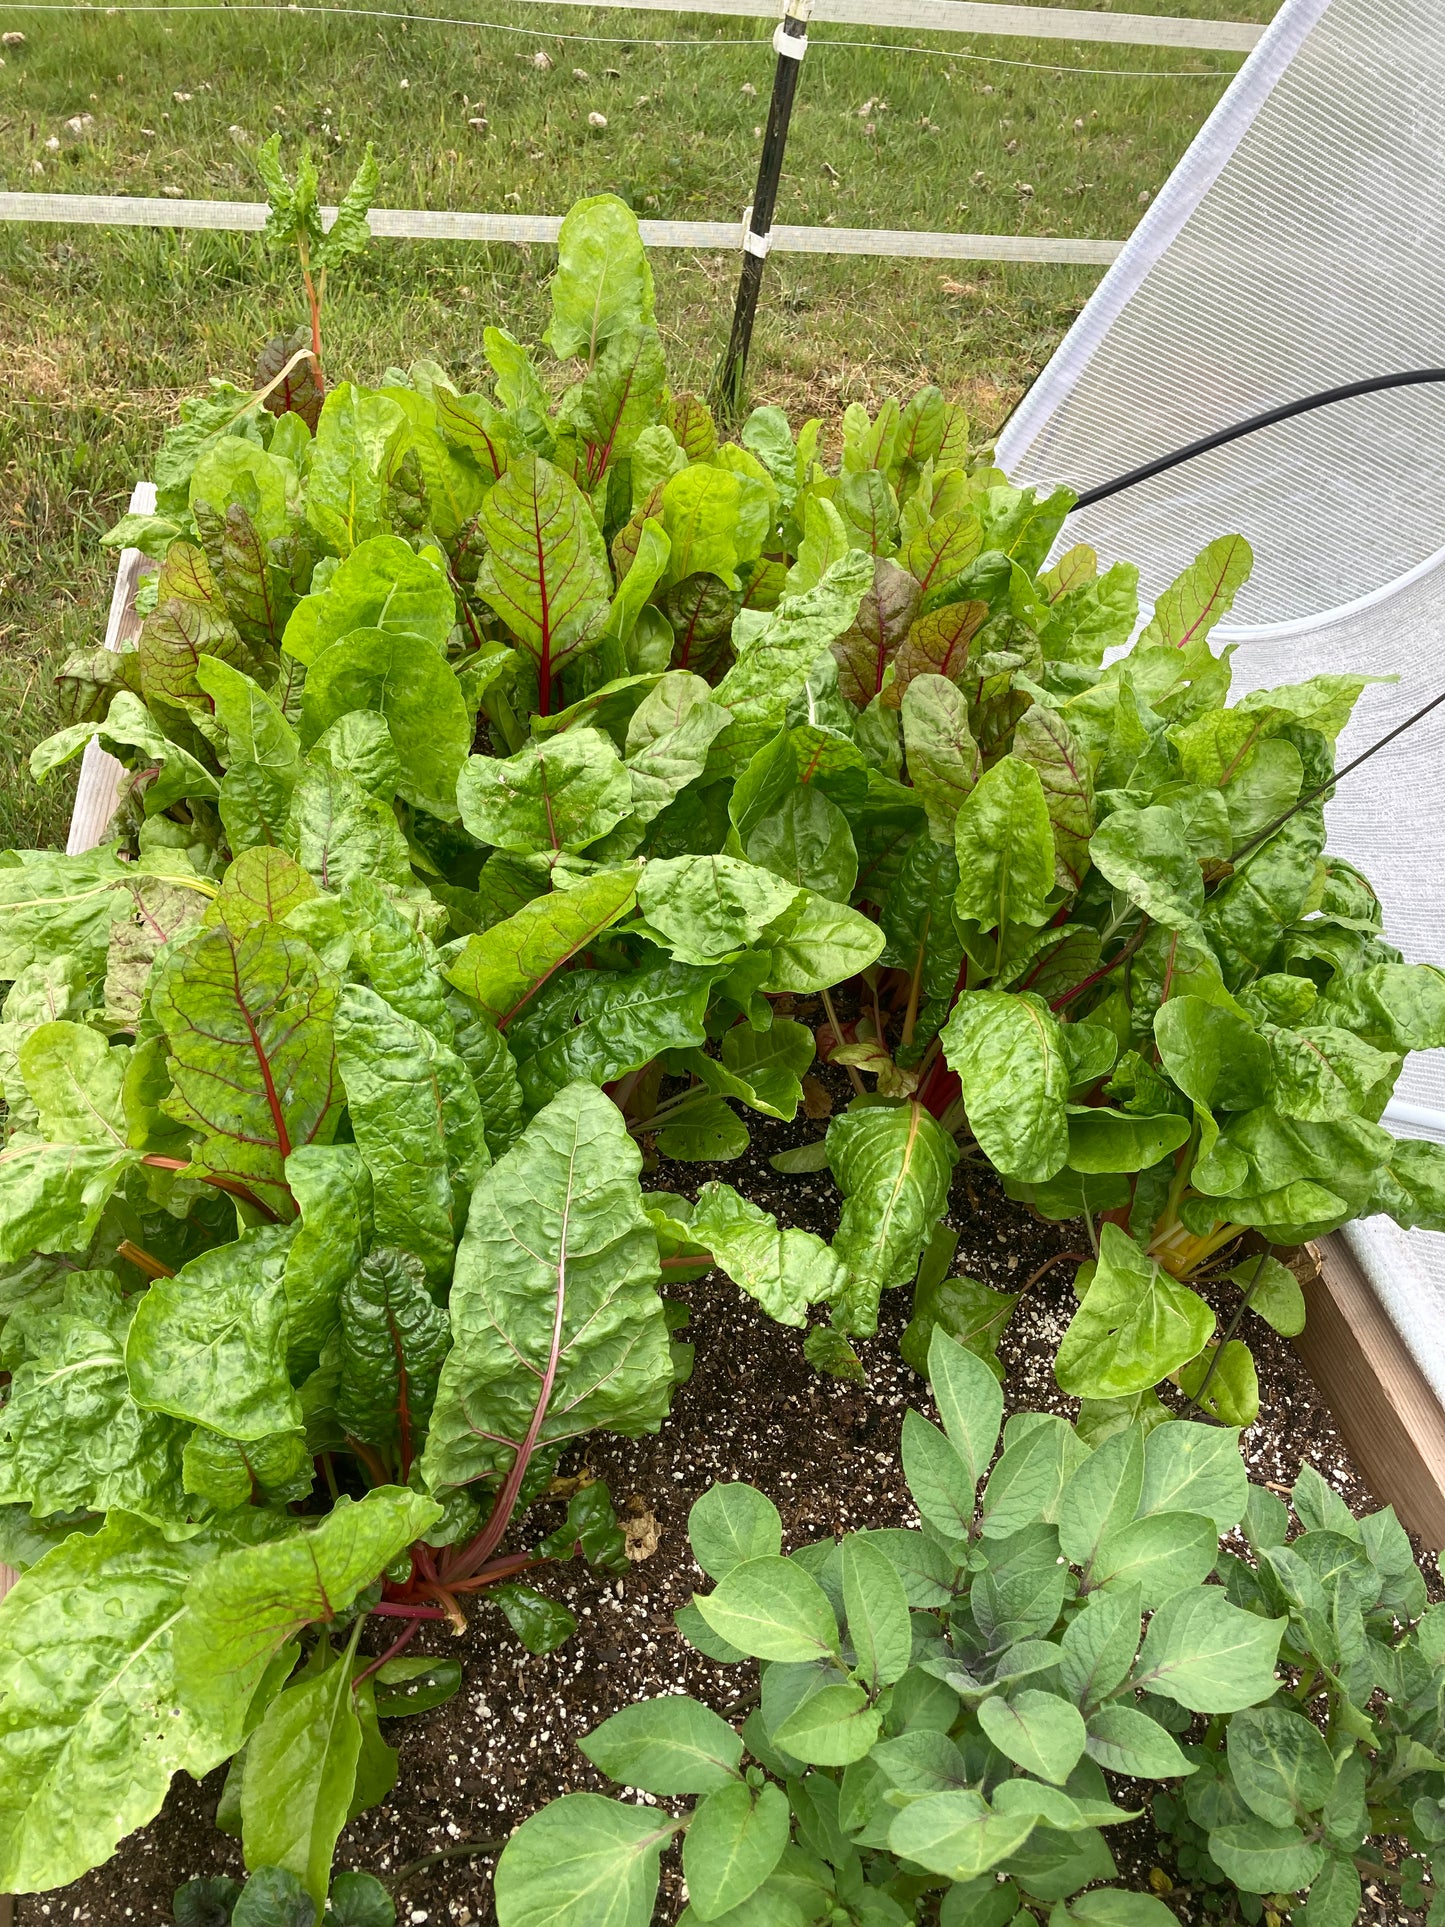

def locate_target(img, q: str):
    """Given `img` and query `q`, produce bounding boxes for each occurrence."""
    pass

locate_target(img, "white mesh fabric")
[995,0,1445,1403]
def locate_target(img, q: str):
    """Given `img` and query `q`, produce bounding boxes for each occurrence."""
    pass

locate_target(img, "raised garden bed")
[4,177,1445,1927]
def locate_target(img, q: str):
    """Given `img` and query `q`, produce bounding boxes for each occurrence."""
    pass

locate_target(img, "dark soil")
[18,1057,1442,1927]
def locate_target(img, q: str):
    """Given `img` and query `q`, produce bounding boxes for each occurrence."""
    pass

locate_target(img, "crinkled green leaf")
[687,1181,845,1328]
[174,1487,441,1751]
[0,1513,222,1894]
[941,990,1071,1184]
[459,728,634,855]
[1137,535,1252,650]
[544,193,655,361]
[306,383,405,557]
[826,1102,957,1336]
[126,1224,302,1441]
[335,983,487,1281]
[154,917,342,1219]
[299,625,470,819]
[477,455,612,692]
[241,1651,362,1911]
[953,754,1056,935]
[443,868,639,1028]
[282,534,455,665]
[420,1081,674,1492]
[1055,1226,1214,1400]
[336,1246,451,1452]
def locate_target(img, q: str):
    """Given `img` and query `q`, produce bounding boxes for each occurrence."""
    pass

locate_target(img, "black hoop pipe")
[1071,367,1445,511]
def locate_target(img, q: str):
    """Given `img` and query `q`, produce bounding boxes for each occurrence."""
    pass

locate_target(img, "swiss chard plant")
[497,1333,1445,1927]
[50,166,1445,1420]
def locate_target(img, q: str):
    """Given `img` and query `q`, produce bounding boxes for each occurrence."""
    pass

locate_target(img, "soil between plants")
[18,1059,1441,1927]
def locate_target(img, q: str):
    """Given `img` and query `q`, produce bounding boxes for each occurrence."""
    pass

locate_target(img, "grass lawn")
[0,0,1276,849]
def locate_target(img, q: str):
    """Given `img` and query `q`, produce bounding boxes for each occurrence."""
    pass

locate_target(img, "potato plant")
[499,1335,1445,1927]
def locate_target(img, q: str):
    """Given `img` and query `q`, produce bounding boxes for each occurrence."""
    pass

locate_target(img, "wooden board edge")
[1294,1233,1445,1549]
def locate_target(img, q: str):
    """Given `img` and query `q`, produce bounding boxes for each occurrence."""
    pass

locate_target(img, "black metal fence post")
[714,0,813,422]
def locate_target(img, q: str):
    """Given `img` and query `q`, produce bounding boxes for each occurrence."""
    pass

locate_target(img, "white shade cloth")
[997,0,1445,1405]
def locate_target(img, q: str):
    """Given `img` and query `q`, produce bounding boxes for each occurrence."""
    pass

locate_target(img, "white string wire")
[0,1,1244,76]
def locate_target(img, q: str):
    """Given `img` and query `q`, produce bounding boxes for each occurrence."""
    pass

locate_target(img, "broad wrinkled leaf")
[335,984,487,1280]
[0,846,132,981]
[901,673,979,843]
[154,918,342,1220]
[941,990,1070,1183]
[199,656,301,849]
[477,455,612,696]
[1090,804,1204,932]
[421,1081,675,1491]
[831,557,921,707]
[336,1246,451,1452]
[0,1514,223,1893]
[623,671,730,824]
[826,1103,957,1336]
[459,729,633,854]
[492,1581,577,1654]
[711,552,874,760]
[561,325,668,486]
[953,755,1056,935]
[443,868,639,1027]
[762,890,885,993]
[306,383,404,557]
[1175,1341,1259,1426]
[1055,1226,1214,1399]
[175,1487,441,1750]
[659,464,771,593]
[299,625,470,819]
[137,540,252,709]
[1015,703,1094,890]
[746,784,858,903]
[637,854,797,964]
[0,1293,190,1522]
[509,958,715,1111]
[494,1791,674,1927]
[17,1018,128,1147]
[686,1181,845,1328]
[182,1425,311,1510]
[126,1224,302,1440]
[283,1143,372,1370]
[544,193,656,361]
[0,1139,139,1264]
[285,758,414,894]
[886,597,989,707]
[282,534,455,664]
